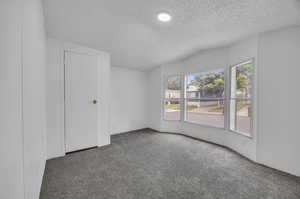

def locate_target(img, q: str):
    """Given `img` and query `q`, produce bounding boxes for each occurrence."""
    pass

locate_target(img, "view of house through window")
[185,70,225,128]
[162,60,254,136]
[230,60,253,135]
[164,76,181,120]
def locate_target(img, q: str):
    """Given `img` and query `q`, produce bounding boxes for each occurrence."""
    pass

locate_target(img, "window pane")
[230,99,252,135]
[186,99,224,128]
[186,70,225,99]
[231,62,253,98]
[164,100,180,121]
[165,76,181,99]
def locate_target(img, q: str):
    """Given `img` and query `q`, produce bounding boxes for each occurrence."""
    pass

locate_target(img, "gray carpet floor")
[40,130,300,199]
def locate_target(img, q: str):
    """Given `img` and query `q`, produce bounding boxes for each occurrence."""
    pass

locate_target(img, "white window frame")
[229,59,255,137]
[162,75,184,122]
[161,59,256,138]
[183,69,226,129]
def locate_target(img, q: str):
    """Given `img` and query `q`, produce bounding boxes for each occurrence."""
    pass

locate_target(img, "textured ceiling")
[43,0,300,70]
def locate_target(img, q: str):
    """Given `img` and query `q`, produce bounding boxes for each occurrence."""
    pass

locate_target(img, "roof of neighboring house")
[186,85,199,92]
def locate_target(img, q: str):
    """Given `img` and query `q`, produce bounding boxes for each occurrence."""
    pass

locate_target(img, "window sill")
[228,129,253,139]
[162,119,181,122]
[183,120,225,130]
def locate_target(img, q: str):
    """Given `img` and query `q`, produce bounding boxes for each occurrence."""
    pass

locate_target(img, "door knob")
[92,100,97,104]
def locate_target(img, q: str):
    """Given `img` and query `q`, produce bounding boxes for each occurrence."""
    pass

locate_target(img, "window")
[162,59,255,137]
[230,60,253,135]
[185,70,225,128]
[163,76,181,121]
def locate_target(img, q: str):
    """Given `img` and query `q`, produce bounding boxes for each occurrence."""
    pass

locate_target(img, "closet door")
[65,51,99,152]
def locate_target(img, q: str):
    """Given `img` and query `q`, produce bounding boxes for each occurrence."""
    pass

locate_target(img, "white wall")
[0,1,24,198]
[46,38,65,159]
[257,26,300,176]
[0,0,47,198]
[148,67,162,131]
[22,1,47,198]
[46,38,111,159]
[110,67,148,134]
[148,26,300,177]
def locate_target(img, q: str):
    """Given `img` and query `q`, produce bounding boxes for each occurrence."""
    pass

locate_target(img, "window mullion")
[181,75,185,122]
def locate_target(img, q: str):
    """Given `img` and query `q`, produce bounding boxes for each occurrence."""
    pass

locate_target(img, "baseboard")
[110,128,155,136]
[147,127,159,132]
[66,146,98,155]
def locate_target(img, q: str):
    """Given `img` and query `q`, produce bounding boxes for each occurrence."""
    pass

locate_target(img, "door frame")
[60,42,110,155]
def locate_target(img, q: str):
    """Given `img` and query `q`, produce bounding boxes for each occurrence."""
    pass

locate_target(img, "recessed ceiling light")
[157,12,172,22]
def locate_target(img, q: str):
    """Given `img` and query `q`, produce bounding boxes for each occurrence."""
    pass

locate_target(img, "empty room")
[1,0,300,199]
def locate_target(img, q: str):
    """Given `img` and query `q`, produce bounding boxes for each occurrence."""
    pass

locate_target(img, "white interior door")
[65,51,99,153]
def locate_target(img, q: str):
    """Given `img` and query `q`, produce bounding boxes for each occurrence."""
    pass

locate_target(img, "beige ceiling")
[43,0,300,70]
